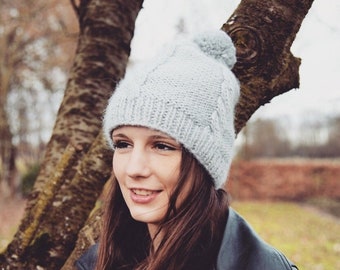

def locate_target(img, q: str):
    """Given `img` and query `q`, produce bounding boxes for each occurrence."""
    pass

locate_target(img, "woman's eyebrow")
[150,134,175,141]
[149,135,181,146]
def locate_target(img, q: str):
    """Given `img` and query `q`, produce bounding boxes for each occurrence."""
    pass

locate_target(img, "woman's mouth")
[132,189,159,196]
[130,188,161,203]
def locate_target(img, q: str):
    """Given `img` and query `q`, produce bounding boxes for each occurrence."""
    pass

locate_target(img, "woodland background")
[0,0,339,269]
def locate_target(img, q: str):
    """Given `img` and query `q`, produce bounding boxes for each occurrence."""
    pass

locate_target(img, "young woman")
[76,30,298,270]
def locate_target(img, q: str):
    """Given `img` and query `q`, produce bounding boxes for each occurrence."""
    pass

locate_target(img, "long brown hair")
[96,148,230,270]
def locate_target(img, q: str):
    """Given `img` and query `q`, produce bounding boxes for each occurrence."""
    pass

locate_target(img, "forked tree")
[0,0,314,269]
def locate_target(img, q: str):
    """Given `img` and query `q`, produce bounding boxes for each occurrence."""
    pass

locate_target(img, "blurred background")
[0,0,339,269]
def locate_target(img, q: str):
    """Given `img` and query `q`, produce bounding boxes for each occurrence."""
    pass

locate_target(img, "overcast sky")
[130,0,340,122]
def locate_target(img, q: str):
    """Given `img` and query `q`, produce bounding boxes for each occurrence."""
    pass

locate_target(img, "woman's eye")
[154,143,176,151]
[113,141,131,149]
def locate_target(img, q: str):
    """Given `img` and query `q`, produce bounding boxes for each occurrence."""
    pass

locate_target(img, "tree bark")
[0,0,315,269]
[0,98,16,196]
[0,0,143,269]
[222,0,314,133]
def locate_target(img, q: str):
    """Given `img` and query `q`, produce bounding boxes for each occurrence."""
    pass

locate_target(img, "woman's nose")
[126,148,151,178]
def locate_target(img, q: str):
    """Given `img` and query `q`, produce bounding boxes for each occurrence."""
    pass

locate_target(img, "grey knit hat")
[103,30,240,188]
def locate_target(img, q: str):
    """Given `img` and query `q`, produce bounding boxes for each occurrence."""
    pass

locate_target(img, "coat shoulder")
[75,244,98,270]
[217,208,298,270]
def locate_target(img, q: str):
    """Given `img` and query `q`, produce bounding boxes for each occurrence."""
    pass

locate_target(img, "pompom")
[193,30,236,69]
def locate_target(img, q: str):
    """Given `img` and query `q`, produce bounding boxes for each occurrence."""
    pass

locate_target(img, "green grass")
[231,201,340,270]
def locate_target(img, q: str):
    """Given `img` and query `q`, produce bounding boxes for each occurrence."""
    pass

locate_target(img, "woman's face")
[112,126,183,228]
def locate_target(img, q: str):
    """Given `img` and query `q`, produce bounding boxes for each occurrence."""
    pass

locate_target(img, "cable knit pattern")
[103,30,240,188]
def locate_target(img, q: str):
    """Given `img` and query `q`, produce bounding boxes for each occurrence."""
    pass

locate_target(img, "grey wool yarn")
[103,30,240,188]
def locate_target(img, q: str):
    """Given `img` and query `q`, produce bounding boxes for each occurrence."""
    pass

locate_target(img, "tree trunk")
[0,98,16,197]
[0,0,143,269]
[0,0,315,269]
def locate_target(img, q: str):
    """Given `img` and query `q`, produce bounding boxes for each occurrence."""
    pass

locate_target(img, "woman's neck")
[148,223,163,251]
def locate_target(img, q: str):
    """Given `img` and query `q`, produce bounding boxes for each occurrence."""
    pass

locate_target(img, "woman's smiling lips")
[129,188,162,204]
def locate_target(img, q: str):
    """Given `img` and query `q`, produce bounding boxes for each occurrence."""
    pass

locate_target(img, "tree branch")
[222,0,314,133]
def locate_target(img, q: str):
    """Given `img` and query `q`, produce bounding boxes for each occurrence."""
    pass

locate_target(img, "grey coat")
[76,208,298,270]
[216,208,298,270]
